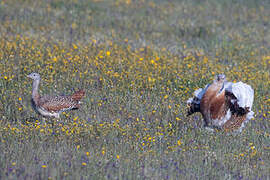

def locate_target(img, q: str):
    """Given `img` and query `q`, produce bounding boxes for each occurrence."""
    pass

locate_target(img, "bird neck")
[206,81,225,98]
[217,82,225,95]
[32,79,40,104]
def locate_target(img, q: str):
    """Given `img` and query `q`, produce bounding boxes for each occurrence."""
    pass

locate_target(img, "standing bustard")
[27,72,85,118]
[187,74,254,133]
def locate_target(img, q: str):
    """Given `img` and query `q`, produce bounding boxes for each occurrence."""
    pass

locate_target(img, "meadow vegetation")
[0,0,269,179]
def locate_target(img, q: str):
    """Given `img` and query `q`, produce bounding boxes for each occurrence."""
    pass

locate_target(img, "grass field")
[0,0,269,179]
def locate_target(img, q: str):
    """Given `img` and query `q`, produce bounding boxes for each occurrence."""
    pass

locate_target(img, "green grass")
[0,0,269,179]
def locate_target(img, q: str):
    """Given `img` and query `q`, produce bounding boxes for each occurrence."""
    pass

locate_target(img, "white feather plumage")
[231,82,254,109]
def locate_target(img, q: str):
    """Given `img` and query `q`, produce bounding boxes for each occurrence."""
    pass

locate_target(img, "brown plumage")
[27,72,85,118]
[187,74,254,133]
[223,114,247,132]
[71,89,85,101]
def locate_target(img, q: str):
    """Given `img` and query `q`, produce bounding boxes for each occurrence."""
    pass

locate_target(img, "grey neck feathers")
[32,79,40,102]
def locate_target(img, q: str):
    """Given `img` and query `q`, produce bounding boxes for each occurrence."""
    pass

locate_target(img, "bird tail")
[71,89,85,101]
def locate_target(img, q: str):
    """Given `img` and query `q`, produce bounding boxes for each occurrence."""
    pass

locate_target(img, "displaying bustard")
[187,74,254,132]
[27,72,85,118]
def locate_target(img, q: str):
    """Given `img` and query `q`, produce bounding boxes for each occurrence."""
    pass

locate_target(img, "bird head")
[214,74,226,94]
[27,72,41,80]
[214,74,226,83]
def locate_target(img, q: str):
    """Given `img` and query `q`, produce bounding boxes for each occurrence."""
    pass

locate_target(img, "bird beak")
[27,74,31,78]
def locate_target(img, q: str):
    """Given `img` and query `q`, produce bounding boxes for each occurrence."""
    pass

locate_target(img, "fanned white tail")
[230,82,254,109]
[230,82,254,121]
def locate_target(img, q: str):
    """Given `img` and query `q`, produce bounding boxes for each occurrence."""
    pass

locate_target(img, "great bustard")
[27,72,85,118]
[187,74,254,133]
